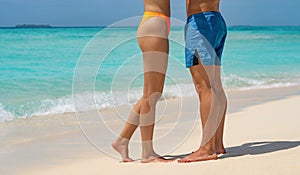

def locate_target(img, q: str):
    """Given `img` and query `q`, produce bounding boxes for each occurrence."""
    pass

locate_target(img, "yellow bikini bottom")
[139,11,170,35]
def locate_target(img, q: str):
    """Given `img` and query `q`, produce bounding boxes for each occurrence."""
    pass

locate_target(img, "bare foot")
[112,138,134,162]
[141,156,174,163]
[216,147,226,155]
[216,143,226,154]
[178,147,217,163]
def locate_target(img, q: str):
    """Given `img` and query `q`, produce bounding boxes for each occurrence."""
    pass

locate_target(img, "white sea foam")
[33,97,75,116]
[0,77,299,123]
[0,83,196,123]
[32,78,300,117]
[224,74,300,91]
[0,104,14,123]
[228,34,273,40]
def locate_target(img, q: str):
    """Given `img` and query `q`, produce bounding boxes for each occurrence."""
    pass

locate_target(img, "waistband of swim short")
[187,11,222,21]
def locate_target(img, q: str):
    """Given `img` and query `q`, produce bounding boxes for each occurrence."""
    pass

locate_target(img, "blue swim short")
[185,11,227,67]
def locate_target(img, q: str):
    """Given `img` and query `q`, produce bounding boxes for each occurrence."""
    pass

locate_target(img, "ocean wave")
[0,84,195,123]
[224,74,300,90]
[228,34,273,40]
[228,26,299,31]
[0,76,299,123]
[0,104,15,123]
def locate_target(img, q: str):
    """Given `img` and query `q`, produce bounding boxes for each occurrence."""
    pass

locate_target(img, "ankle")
[142,152,158,160]
[216,143,224,149]
[115,137,129,145]
[201,143,215,153]
[141,140,158,159]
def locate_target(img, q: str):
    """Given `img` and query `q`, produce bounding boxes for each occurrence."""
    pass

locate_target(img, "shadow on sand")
[164,141,300,160]
[219,141,300,159]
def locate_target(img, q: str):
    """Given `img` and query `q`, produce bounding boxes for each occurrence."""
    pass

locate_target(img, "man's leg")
[178,62,218,163]
[179,60,227,163]
[214,66,227,154]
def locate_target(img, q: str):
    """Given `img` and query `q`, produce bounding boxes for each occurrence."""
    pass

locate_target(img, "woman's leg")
[113,16,169,163]
[139,69,167,162]
[112,100,141,162]
[138,17,170,163]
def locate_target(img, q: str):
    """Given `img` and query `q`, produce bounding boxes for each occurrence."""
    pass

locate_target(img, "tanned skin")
[112,0,172,163]
[178,0,227,163]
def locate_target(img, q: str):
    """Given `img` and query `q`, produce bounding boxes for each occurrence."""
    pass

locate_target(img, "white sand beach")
[1,86,300,175]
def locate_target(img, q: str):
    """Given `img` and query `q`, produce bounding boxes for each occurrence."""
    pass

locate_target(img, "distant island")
[15,24,52,28]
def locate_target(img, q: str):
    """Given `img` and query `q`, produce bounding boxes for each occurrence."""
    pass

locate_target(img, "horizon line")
[0,25,300,29]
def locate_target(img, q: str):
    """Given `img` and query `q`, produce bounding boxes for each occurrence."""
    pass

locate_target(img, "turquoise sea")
[1,26,300,122]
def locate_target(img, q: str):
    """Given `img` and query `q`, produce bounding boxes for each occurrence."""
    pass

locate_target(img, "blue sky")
[0,0,299,26]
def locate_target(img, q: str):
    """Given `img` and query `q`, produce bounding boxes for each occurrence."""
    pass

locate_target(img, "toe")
[123,158,134,163]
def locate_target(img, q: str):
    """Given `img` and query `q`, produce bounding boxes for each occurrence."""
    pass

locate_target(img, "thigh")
[143,71,166,96]
[189,61,211,89]
[137,16,169,95]
[142,50,168,95]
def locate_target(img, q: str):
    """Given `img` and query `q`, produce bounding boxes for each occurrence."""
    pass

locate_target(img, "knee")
[211,84,227,104]
[142,92,162,104]
[195,82,211,96]
[213,84,226,97]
